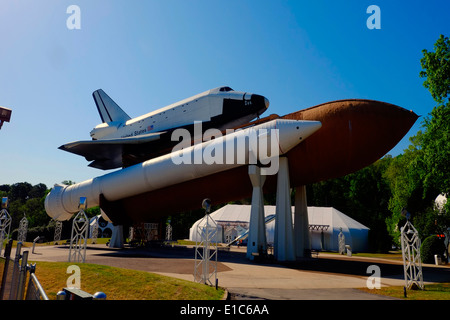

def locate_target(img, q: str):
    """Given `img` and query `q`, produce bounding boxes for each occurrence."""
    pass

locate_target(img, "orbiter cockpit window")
[219,87,233,92]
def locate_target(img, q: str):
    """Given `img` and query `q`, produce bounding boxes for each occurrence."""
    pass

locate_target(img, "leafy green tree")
[384,133,427,240]
[421,104,450,202]
[307,157,393,252]
[24,197,49,228]
[384,34,450,243]
[419,34,450,213]
[420,34,450,105]
[9,182,33,202]
[0,182,51,239]
[29,183,47,199]
[0,185,11,193]
[86,206,101,219]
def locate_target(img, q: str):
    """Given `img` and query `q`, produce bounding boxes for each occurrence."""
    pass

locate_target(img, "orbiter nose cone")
[264,97,270,109]
[251,94,270,110]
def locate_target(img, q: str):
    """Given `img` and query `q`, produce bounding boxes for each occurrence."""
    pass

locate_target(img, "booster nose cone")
[276,119,322,154]
[44,184,73,221]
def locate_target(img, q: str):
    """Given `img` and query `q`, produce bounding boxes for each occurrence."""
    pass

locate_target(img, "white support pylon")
[294,185,311,258]
[274,157,295,261]
[247,165,267,260]
[109,225,124,248]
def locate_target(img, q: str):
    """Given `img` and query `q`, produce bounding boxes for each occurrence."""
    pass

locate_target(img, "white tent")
[189,205,369,252]
[306,207,369,252]
[189,205,274,243]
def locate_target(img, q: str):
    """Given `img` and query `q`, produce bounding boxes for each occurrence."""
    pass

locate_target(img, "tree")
[420,34,450,105]
[384,133,426,240]
[9,182,33,202]
[383,34,450,243]
[307,157,393,252]
[29,183,47,199]
[419,34,450,212]
[0,182,51,239]
[421,104,450,201]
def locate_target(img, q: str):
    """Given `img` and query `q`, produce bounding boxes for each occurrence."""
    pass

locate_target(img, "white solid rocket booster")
[45,119,321,221]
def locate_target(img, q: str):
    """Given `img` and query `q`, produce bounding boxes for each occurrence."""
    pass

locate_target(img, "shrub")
[420,235,446,264]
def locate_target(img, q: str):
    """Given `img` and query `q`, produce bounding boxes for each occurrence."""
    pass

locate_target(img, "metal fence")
[0,240,49,300]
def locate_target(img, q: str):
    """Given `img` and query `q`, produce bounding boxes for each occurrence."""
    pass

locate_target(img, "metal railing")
[25,265,49,300]
[0,240,49,300]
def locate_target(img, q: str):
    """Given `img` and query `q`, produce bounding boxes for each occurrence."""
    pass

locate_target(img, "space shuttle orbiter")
[59,87,269,169]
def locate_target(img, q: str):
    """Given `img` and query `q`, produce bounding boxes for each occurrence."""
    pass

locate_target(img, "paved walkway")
[19,243,450,300]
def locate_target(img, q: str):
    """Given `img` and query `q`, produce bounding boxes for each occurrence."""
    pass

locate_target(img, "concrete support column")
[247,165,267,260]
[274,157,295,261]
[109,225,124,248]
[294,185,311,258]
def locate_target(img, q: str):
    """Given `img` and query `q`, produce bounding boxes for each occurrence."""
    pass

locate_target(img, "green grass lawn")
[359,283,450,300]
[322,250,404,260]
[335,251,450,300]
[29,261,225,300]
[0,240,225,300]
[318,250,450,300]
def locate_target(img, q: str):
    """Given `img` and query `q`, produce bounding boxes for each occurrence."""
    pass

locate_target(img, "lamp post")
[194,199,218,287]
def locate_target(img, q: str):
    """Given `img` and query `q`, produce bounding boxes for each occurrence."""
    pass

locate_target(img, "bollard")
[93,292,107,300]
[32,236,40,254]
[56,291,67,300]
[434,254,442,265]
[345,245,352,257]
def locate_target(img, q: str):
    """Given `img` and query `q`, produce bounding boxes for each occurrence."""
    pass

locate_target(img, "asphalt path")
[22,243,450,300]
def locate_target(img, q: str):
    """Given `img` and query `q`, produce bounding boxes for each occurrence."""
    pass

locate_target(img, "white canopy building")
[189,204,369,252]
[306,206,369,252]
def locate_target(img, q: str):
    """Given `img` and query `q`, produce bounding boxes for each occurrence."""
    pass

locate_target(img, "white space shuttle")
[59,87,269,170]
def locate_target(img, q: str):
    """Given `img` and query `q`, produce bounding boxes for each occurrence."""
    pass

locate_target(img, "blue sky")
[0,0,448,187]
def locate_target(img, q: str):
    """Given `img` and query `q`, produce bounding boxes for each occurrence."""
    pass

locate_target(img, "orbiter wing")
[59,132,165,170]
